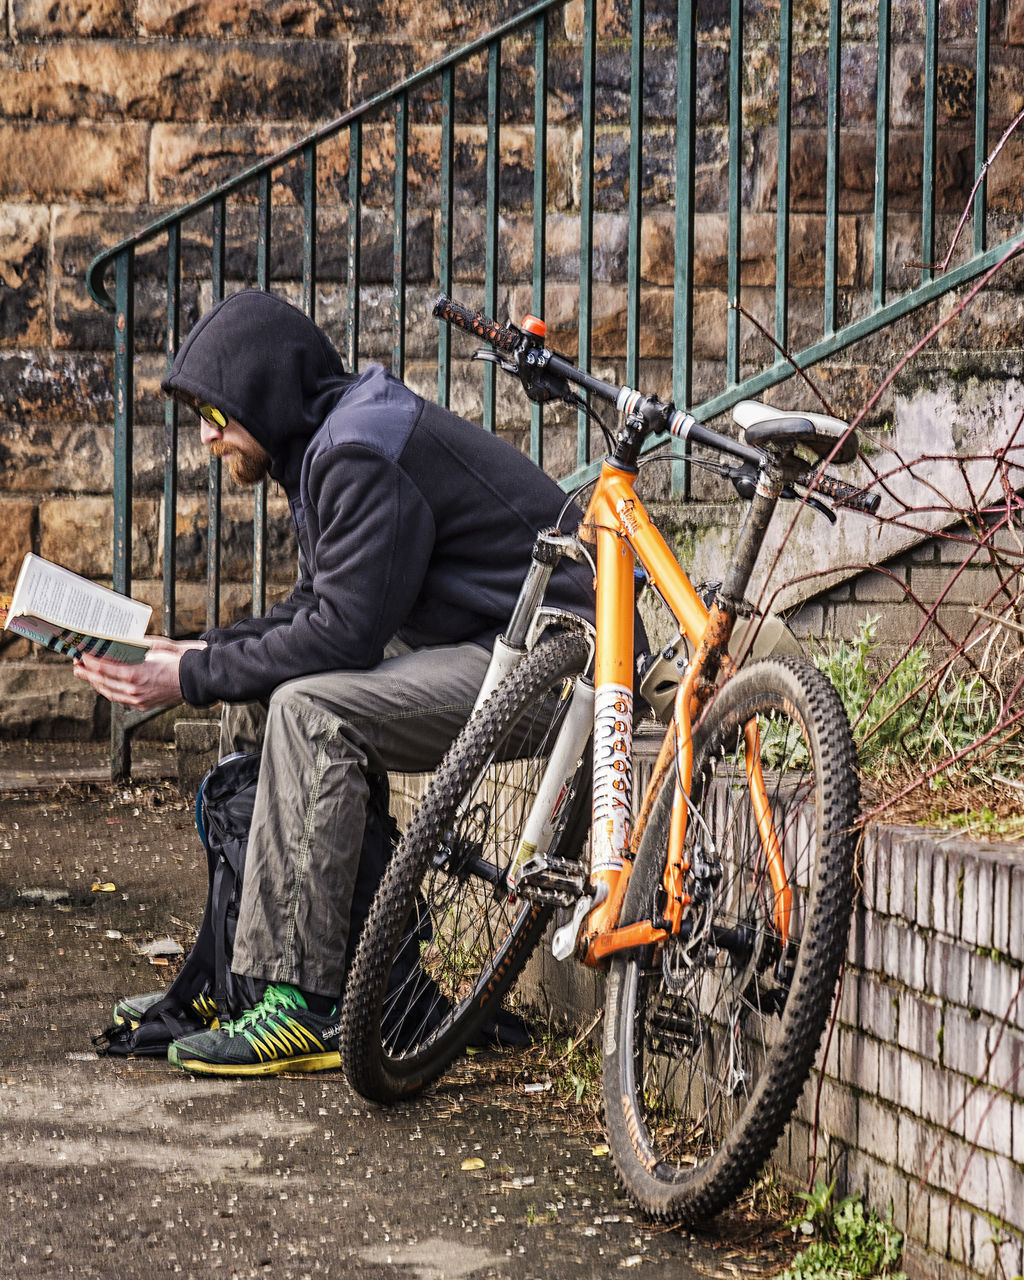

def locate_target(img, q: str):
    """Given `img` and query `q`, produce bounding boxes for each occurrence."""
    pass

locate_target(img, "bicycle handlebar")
[432,292,880,516]
[796,469,881,515]
[433,294,522,356]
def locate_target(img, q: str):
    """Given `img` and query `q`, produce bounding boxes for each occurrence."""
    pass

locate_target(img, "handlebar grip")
[798,469,880,515]
[432,293,522,356]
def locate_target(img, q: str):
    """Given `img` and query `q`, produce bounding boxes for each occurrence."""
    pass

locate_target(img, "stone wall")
[2,0,1023,738]
[0,0,524,733]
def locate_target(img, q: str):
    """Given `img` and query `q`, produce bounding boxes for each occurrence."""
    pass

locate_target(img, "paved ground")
[0,743,793,1279]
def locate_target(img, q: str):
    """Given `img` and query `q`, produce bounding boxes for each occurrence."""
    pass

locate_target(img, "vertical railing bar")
[726,0,743,384]
[303,143,318,321]
[577,0,596,468]
[483,41,501,433]
[973,0,990,254]
[253,174,271,618]
[211,196,226,303]
[110,247,136,780]
[672,0,697,497]
[625,0,645,389]
[823,0,842,336]
[301,145,318,593]
[347,121,363,371]
[774,0,792,360]
[393,92,409,379]
[530,14,548,468]
[921,0,938,284]
[207,198,225,631]
[256,170,271,290]
[872,0,891,309]
[163,224,181,637]
[438,67,456,408]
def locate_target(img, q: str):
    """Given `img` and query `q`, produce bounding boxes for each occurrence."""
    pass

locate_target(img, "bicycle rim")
[602,657,859,1223]
[342,630,591,1102]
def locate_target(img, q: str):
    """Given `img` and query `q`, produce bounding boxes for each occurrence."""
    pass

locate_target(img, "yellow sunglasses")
[197,402,227,429]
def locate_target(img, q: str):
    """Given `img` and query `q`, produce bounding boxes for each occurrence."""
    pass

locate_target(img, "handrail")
[86,0,567,312]
[84,0,1023,778]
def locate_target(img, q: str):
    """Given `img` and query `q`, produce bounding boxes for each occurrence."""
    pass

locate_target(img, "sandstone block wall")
[2,1,1023,737]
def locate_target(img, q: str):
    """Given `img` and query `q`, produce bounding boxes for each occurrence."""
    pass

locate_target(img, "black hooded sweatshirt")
[162,290,597,706]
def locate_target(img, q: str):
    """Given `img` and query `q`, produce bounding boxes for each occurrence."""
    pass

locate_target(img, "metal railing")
[87,0,1019,776]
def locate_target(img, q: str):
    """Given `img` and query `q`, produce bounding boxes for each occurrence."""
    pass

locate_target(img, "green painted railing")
[87,0,1019,777]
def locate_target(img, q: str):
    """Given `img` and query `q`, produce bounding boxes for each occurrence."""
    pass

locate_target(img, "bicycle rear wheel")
[602,656,859,1223]
[342,630,592,1103]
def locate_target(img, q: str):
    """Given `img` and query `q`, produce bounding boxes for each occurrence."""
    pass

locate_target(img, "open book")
[1,553,153,664]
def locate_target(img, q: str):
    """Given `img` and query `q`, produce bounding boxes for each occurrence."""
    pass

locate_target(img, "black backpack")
[95,752,402,1057]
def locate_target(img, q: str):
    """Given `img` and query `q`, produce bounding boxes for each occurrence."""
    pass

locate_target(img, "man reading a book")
[75,288,595,1077]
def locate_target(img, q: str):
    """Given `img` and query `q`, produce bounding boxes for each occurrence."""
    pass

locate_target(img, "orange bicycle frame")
[576,458,793,966]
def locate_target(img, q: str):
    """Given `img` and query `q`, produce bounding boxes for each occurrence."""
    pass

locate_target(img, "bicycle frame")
[430,292,875,973]
[573,451,794,968]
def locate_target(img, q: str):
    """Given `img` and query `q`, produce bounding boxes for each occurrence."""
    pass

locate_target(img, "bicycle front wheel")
[602,656,859,1223]
[342,630,592,1103]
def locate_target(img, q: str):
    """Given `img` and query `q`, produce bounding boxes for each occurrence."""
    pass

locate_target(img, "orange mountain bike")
[341,295,877,1224]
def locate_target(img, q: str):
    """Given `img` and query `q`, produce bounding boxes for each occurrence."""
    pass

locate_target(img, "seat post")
[718,458,783,610]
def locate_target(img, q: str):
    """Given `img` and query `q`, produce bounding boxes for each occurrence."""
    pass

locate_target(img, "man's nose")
[200,422,222,446]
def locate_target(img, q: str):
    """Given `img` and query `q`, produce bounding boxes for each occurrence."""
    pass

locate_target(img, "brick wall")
[785,825,1024,1280]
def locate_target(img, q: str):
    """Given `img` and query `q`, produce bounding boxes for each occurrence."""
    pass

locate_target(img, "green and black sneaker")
[112,990,220,1030]
[168,984,341,1077]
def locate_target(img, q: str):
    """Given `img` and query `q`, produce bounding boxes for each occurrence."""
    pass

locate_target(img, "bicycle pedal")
[512,855,586,908]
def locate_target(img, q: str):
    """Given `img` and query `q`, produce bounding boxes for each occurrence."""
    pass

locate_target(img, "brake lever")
[781,484,837,524]
[474,341,582,409]
[726,464,758,501]
[472,348,518,376]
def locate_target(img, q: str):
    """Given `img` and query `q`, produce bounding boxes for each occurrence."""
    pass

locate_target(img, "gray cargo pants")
[229,639,492,997]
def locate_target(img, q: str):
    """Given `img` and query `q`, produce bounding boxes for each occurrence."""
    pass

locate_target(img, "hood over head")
[161,290,353,489]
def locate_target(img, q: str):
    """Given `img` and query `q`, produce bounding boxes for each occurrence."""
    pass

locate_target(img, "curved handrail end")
[86,248,117,312]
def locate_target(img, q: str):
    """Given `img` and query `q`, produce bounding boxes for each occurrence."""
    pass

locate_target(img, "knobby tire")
[342,630,592,1103]
[602,656,859,1224]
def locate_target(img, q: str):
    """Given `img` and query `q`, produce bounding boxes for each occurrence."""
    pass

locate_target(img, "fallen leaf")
[461,1157,486,1171]
[91,882,116,893]
[592,1143,609,1156]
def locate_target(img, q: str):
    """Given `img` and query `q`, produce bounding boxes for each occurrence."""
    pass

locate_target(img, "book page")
[9,555,151,641]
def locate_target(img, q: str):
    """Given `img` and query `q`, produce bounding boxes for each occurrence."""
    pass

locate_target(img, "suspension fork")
[505,673,595,890]
[471,527,572,711]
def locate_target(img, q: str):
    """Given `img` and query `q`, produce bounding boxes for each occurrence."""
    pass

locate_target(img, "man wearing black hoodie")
[76,289,595,1077]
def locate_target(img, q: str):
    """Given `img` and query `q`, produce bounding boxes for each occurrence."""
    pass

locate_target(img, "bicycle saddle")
[732,400,857,465]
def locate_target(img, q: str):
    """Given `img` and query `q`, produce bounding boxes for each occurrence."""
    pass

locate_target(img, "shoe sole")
[168,1045,341,1077]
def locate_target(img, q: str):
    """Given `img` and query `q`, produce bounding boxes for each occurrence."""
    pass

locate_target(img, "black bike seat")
[733,399,858,465]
